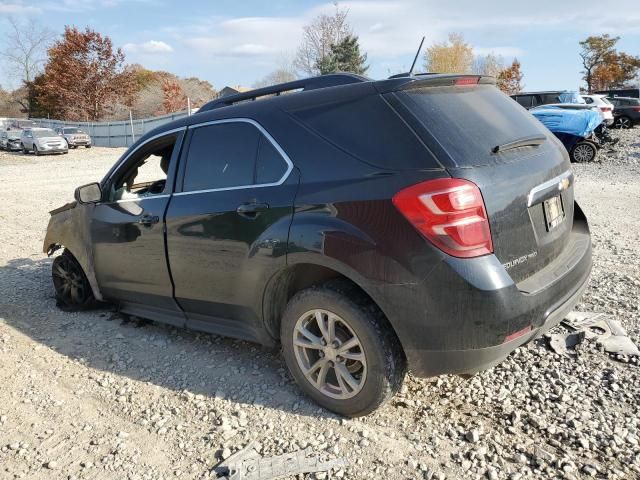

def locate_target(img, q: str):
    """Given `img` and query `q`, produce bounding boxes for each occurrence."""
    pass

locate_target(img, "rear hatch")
[388,77,575,284]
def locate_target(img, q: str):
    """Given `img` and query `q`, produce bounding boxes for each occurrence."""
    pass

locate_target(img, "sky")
[0,0,639,92]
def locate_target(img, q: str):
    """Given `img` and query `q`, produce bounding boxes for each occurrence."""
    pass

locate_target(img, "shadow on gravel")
[0,256,328,419]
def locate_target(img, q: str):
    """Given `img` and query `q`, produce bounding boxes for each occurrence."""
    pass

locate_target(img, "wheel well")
[262,264,402,350]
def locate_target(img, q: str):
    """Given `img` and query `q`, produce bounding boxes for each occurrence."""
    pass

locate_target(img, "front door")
[91,130,185,325]
[165,120,298,341]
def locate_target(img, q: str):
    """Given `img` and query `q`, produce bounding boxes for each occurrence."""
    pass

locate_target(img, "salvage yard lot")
[1,136,639,479]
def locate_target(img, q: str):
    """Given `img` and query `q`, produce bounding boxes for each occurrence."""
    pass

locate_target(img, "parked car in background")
[607,97,640,128]
[1,130,23,151]
[43,73,591,416]
[581,94,614,125]
[511,90,585,109]
[595,88,640,99]
[55,127,92,148]
[21,128,68,155]
[531,106,605,162]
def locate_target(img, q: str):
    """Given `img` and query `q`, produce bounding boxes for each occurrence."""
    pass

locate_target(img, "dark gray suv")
[608,97,640,128]
[44,73,591,416]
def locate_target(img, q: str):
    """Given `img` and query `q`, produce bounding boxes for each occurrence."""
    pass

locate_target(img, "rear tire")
[85,145,91,149]
[22,146,28,154]
[34,145,40,156]
[281,280,406,417]
[52,250,96,310]
[570,141,597,163]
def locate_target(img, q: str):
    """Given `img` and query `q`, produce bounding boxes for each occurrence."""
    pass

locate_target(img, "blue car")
[530,106,610,162]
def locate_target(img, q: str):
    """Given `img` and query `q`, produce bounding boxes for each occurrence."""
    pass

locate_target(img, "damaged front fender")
[43,201,103,301]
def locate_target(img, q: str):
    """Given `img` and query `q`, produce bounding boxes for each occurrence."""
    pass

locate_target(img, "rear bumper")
[372,205,592,377]
[405,259,589,376]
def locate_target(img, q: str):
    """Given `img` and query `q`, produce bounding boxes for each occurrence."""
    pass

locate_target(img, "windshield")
[33,129,58,138]
[63,128,82,134]
[396,84,549,167]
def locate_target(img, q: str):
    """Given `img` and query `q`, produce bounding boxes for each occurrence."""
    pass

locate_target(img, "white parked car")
[581,94,615,125]
[21,128,69,156]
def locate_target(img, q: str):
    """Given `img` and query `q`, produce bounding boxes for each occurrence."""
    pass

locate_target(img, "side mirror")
[75,182,102,204]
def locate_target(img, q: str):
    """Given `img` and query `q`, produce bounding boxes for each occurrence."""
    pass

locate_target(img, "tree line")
[1,9,638,122]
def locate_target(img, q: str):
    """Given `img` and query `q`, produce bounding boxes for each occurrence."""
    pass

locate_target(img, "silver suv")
[55,127,92,148]
[21,128,68,156]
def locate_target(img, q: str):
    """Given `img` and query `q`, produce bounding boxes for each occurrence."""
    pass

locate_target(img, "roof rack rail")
[199,73,368,112]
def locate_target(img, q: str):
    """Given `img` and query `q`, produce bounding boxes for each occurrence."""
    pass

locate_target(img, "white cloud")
[0,2,40,13]
[124,40,174,54]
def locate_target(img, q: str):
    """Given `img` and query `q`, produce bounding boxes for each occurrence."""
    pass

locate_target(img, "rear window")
[396,84,549,167]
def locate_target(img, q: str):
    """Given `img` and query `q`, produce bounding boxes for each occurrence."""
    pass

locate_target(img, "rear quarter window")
[290,94,439,170]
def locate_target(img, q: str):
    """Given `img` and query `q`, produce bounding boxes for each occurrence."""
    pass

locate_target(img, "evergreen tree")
[317,35,368,75]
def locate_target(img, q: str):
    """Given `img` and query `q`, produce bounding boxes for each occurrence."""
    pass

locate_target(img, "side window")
[182,122,260,192]
[110,135,177,202]
[515,95,531,108]
[256,135,288,184]
[583,97,593,104]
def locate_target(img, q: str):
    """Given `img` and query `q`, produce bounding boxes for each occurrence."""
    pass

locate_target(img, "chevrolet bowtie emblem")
[558,178,570,191]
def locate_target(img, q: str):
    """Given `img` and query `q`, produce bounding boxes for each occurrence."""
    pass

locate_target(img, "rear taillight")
[392,178,493,258]
[601,107,612,112]
[633,107,640,112]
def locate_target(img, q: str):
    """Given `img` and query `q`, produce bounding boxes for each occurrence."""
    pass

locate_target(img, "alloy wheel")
[617,117,631,129]
[573,143,595,162]
[293,309,367,399]
[52,255,90,306]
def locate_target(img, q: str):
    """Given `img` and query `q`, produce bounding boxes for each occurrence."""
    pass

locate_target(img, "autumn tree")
[0,17,54,116]
[36,27,135,120]
[496,59,524,95]
[294,4,352,76]
[579,34,619,93]
[591,52,640,91]
[425,33,474,74]
[161,79,187,114]
[317,35,368,75]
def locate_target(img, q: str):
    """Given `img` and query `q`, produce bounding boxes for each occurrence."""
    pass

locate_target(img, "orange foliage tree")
[496,59,524,95]
[35,27,135,120]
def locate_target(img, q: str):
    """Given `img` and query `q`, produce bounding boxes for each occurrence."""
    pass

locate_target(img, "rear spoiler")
[374,74,496,94]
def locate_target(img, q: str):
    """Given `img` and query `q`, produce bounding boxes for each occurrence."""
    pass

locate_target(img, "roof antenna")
[408,36,425,76]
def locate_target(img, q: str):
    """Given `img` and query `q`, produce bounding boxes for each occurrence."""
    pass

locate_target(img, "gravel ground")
[0,130,639,480]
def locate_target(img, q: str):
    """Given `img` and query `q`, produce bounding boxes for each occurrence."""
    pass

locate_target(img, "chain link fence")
[2,110,191,148]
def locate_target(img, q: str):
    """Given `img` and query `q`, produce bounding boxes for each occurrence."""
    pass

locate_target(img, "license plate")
[543,195,565,231]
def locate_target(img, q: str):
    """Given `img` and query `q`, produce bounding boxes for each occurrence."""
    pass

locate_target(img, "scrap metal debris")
[213,441,349,480]
[547,311,640,358]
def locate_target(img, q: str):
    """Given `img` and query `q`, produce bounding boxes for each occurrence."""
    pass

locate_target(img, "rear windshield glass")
[396,84,549,167]
[33,129,57,138]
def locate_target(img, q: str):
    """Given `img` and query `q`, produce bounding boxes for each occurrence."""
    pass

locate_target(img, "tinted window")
[397,84,549,167]
[183,122,260,192]
[256,136,288,184]
[515,95,532,108]
[583,97,593,104]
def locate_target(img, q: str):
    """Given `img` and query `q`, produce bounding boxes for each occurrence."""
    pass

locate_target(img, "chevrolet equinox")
[44,73,592,416]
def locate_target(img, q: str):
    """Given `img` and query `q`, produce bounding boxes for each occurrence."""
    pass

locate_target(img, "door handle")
[236,202,269,218]
[138,214,160,226]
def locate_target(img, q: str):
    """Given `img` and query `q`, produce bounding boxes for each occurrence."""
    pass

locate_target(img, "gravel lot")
[1,130,639,480]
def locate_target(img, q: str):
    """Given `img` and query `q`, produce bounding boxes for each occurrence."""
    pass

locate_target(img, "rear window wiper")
[492,135,546,154]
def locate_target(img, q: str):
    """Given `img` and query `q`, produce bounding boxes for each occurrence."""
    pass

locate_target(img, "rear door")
[165,119,297,341]
[390,81,574,284]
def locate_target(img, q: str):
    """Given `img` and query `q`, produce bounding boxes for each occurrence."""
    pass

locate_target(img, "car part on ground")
[212,441,349,480]
[43,73,591,415]
[562,311,640,357]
